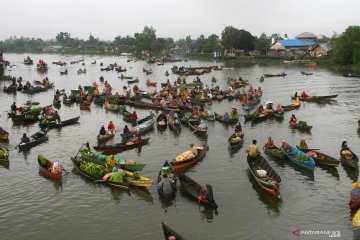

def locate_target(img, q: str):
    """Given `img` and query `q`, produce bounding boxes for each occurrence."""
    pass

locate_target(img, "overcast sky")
[1,0,359,41]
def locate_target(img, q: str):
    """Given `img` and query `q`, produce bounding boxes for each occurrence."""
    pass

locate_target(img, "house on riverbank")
[267,32,330,59]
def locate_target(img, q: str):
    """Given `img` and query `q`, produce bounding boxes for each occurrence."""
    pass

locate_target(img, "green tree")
[332,25,360,65]
[221,26,240,50]
[135,26,156,52]
[256,33,270,55]
[56,32,71,46]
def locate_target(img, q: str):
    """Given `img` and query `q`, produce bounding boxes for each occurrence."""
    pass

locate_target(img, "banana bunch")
[80,162,108,178]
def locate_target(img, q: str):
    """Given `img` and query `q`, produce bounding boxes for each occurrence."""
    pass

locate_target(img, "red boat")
[146,79,157,87]
[38,155,63,181]
[80,104,90,110]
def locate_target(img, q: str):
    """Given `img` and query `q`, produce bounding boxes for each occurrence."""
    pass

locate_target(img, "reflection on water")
[342,165,359,182]
[247,170,282,217]
[1,53,359,239]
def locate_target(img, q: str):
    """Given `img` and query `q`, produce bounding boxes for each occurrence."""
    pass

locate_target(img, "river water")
[0,53,359,240]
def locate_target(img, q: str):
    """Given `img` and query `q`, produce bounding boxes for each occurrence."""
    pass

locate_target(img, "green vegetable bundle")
[0,150,9,157]
[80,162,108,178]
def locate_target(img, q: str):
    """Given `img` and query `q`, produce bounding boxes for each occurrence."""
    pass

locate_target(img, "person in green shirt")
[248,139,260,158]
[109,167,124,183]
[299,138,308,150]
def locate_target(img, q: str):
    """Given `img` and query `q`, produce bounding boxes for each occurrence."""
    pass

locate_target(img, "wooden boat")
[77,69,86,74]
[274,110,284,120]
[22,86,48,94]
[304,62,316,67]
[80,104,91,110]
[263,145,285,160]
[124,171,153,188]
[157,161,177,198]
[214,113,238,124]
[24,57,33,65]
[0,129,9,140]
[121,116,155,140]
[340,149,359,169]
[282,104,300,111]
[0,145,9,161]
[3,85,18,93]
[17,130,48,150]
[97,130,115,142]
[301,71,313,75]
[228,132,244,148]
[178,173,218,208]
[156,114,167,129]
[162,223,185,240]
[298,148,340,167]
[263,73,286,77]
[283,146,316,171]
[93,138,150,154]
[188,121,207,134]
[81,150,145,172]
[289,122,312,131]
[122,110,137,124]
[39,116,80,129]
[170,147,207,170]
[60,70,68,75]
[127,79,139,84]
[38,155,62,181]
[71,157,129,189]
[167,116,181,132]
[247,154,281,197]
[291,95,338,102]
[146,79,157,87]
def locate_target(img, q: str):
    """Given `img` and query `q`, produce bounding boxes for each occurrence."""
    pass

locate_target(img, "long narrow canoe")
[298,148,340,167]
[162,223,186,240]
[39,116,80,129]
[17,130,48,150]
[170,148,207,170]
[178,173,218,208]
[71,157,129,189]
[81,150,145,172]
[340,149,359,169]
[247,154,281,197]
[289,122,312,131]
[188,121,207,134]
[263,145,285,160]
[283,146,316,171]
[282,104,300,111]
[38,155,62,181]
[291,94,338,102]
[167,116,181,132]
[157,160,177,198]
[121,117,155,140]
[93,138,150,154]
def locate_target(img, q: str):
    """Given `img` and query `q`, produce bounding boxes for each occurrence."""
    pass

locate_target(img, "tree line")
[0,25,359,66]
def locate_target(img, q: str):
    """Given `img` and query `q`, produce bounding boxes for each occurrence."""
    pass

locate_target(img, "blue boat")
[283,146,316,171]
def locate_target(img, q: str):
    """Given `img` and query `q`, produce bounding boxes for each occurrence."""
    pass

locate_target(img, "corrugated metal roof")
[296,32,318,39]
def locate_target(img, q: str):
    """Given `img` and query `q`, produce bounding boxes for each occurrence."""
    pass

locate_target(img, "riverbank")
[186,53,360,74]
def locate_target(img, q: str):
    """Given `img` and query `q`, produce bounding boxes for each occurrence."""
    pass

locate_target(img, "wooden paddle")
[74,144,85,158]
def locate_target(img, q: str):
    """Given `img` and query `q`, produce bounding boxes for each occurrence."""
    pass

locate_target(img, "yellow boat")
[124,170,153,187]
[353,209,360,229]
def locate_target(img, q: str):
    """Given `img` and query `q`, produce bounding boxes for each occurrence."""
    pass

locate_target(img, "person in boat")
[293,97,300,106]
[84,142,91,152]
[247,140,260,159]
[341,141,350,152]
[99,125,106,136]
[130,111,137,120]
[123,125,130,135]
[192,110,199,119]
[281,140,291,152]
[230,107,238,117]
[159,173,173,194]
[235,122,242,132]
[199,104,205,113]
[109,167,124,183]
[289,114,297,125]
[53,111,61,124]
[258,104,265,114]
[20,133,30,144]
[294,92,298,99]
[224,112,230,122]
[248,85,254,93]
[260,75,264,81]
[199,120,207,130]
[265,137,275,148]
[133,84,139,93]
[299,138,308,150]
[108,121,115,132]
[11,102,17,112]
[106,155,117,171]
[55,89,60,95]
[132,134,141,143]
[10,79,17,87]
[189,143,204,155]
[276,104,283,112]
[301,90,309,98]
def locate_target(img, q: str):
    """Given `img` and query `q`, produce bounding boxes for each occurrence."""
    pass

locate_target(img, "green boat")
[22,86,48,94]
[81,150,145,172]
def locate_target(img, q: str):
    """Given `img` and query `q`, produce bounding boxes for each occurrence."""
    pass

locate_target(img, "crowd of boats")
[1,55,360,238]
